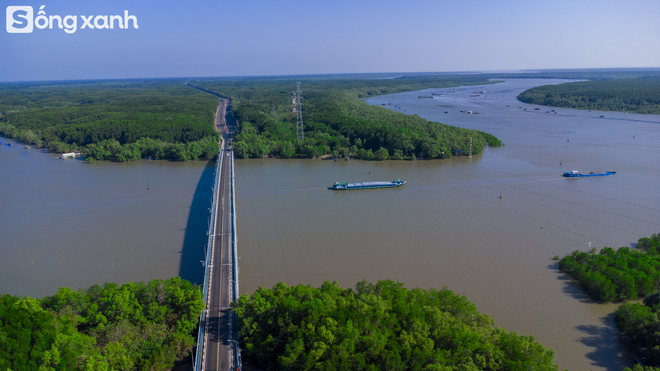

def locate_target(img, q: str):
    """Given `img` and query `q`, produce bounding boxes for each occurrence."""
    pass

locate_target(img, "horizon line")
[2,66,660,85]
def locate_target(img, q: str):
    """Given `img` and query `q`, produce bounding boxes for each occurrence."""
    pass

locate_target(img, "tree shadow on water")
[548,262,636,369]
[178,160,215,285]
[548,262,594,304]
[575,313,635,371]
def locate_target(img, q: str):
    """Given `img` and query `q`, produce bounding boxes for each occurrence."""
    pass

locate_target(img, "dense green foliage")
[0,80,221,161]
[517,78,660,114]
[558,234,660,302]
[616,291,660,366]
[485,68,660,81]
[0,277,203,371]
[638,234,660,255]
[83,136,219,163]
[234,280,562,371]
[613,236,660,368]
[191,76,502,160]
[623,365,660,371]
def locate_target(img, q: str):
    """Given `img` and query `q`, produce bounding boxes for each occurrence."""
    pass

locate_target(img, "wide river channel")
[1,79,659,370]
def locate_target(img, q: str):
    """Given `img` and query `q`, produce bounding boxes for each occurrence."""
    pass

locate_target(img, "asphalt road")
[203,100,236,371]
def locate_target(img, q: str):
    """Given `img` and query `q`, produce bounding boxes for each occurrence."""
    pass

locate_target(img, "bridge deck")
[197,99,238,371]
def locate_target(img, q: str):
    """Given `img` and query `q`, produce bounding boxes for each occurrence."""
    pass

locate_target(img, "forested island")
[234,280,563,370]
[190,76,502,160]
[558,233,660,369]
[0,80,221,162]
[558,233,660,303]
[486,68,660,81]
[0,277,203,370]
[517,77,660,114]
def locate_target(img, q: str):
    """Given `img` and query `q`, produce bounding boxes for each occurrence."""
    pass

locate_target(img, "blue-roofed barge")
[563,171,617,177]
[332,179,406,190]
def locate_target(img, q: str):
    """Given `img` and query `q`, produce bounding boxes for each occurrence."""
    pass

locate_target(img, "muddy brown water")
[1,79,659,370]
[236,79,660,370]
[0,154,213,298]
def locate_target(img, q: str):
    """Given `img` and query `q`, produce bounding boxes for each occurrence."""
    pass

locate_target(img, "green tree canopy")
[191,76,502,160]
[0,277,203,371]
[559,233,660,303]
[234,280,562,371]
[0,80,221,162]
[517,78,660,114]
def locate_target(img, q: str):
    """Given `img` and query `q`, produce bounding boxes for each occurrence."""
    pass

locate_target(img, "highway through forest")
[201,98,237,371]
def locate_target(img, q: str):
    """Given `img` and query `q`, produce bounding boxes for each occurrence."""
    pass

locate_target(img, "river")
[0,149,213,298]
[235,79,660,370]
[1,78,659,370]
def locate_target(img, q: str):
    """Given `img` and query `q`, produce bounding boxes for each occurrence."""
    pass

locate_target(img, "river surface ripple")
[235,79,660,371]
[0,153,212,298]
[1,79,659,370]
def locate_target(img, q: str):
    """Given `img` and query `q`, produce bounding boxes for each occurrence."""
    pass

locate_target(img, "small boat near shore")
[54,152,82,160]
[563,170,616,177]
[332,179,406,190]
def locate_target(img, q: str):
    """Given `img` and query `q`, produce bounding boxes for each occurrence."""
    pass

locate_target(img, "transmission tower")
[295,82,304,141]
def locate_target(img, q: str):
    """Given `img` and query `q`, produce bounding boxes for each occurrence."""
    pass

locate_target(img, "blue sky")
[2,0,659,82]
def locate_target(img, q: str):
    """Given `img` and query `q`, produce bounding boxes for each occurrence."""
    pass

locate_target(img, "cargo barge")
[563,171,616,177]
[333,179,406,190]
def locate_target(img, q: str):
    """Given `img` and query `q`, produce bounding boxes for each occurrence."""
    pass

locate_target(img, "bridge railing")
[230,151,241,369]
[194,139,223,371]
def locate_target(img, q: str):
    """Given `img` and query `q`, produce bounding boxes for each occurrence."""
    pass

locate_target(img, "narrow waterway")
[235,79,660,371]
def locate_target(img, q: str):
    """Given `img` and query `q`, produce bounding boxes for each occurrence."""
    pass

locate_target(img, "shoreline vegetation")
[3,69,659,163]
[0,277,203,371]
[558,233,660,369]
[191,76,503,160]
[0,75,504,163]
[0,80,221,163]
[234,280,564,371]
[516,76,660,115]
[558,233,660,303]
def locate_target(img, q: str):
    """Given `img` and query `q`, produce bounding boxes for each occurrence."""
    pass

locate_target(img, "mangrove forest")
[234,279,563,371]
[0,277,203,371]
[517,78,660,114]
[0,80,221,162]
[190,76,503,160]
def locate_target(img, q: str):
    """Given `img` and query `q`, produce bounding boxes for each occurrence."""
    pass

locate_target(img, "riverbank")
[191,76,503,160]
[235,79,660,371]
[517,78,660,114]
[0,80,221,162]
[0,138,213,298]
[4,78,660,370]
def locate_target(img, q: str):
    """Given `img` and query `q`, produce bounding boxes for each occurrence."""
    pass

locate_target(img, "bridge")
[194,100,241,371]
